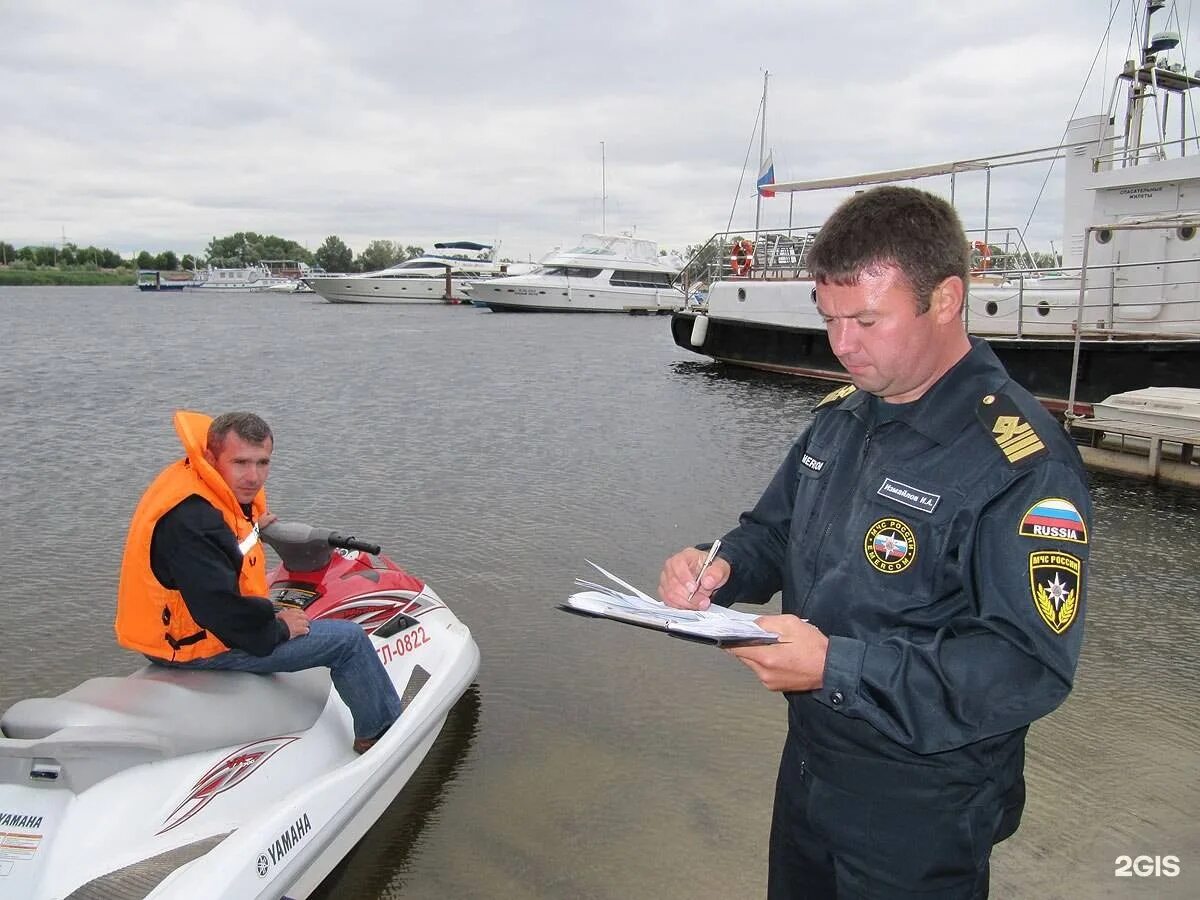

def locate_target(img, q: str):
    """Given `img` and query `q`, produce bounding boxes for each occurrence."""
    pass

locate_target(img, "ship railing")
[677,226,825,298]
[1092,130,1200,168]
[683,223,1045,290]
[964,227,1044,272]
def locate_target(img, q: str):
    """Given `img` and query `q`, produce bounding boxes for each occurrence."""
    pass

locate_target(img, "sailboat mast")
[754,71,769,237]
[601,141,607,233]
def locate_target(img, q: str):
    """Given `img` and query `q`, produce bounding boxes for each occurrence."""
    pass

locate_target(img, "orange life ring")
[730,239,755,276]
[973,240,992,270]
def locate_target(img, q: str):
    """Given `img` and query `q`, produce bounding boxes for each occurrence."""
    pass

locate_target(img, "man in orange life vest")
[115,410,401,754]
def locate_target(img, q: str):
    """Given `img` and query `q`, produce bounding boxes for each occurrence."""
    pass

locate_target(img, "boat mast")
[754,71,769,237]
[1120,0,1198,165]
[601,140,607,234]
[1124,1,1158,163]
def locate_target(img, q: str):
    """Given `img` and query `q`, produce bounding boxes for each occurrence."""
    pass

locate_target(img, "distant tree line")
[1,232,428,275]
[199,232,426,273]
[1,241,129,269]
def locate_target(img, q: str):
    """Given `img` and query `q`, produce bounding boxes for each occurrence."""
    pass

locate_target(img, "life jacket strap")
[165,629,208,651]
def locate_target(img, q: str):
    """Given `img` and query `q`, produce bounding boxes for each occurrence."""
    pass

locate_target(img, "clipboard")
[560,560,779,647]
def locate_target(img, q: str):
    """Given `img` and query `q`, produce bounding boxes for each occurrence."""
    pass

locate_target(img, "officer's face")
[815,265,963,403]
[206,434,272,505]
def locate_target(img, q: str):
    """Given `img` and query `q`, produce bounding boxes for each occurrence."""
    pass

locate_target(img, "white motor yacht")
[307,242,513,304]
[469,234,686,313]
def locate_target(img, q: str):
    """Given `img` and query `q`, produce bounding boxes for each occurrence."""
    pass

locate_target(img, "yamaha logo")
[256,853,270,877]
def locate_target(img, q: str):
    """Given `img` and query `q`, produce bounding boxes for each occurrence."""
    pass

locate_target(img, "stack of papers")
[561,561,778,646]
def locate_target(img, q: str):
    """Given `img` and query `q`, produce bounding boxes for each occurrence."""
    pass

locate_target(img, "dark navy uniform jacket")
[715,338,1091,809]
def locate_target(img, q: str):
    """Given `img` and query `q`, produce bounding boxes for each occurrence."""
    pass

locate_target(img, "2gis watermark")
[1114,854,1181,878]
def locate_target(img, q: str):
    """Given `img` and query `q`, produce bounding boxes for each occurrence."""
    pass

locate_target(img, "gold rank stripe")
[995,421,1045,462]
[816,383,857,409]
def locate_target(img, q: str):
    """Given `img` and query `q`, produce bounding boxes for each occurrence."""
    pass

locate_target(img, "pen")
[686,539,722,603]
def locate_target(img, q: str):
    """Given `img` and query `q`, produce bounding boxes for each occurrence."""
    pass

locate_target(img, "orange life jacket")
[115,410,268,661]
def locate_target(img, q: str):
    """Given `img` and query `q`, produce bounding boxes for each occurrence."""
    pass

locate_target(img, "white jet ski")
[0,522,481,898]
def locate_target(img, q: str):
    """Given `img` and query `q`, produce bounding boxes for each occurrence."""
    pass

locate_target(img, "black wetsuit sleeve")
[150,495,288,657]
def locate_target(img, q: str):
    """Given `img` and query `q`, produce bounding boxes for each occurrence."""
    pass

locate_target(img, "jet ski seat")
[1,665,332,756]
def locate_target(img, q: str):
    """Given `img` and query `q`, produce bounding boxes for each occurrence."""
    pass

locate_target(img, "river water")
[0,286,1196,898]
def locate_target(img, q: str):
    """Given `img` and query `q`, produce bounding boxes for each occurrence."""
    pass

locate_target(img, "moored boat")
[1092,386,1200,430]
[137,269,197,291]
[672,1,1200,414]
[469,233,685,313]
[187,263,293,293]
[307,242,515,304]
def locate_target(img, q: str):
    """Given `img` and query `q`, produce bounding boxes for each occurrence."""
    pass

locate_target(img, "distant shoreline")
[0,268,136,286]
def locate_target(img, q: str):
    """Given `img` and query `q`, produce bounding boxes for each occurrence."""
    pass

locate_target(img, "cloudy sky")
[2,0,1194,262]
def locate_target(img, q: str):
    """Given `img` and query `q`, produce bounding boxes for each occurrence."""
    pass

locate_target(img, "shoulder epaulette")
[815,383,857,410]
[976,391,1048,465]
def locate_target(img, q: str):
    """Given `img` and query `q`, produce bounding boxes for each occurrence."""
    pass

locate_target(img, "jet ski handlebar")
[260,521,381,572]
[327,533,382,555]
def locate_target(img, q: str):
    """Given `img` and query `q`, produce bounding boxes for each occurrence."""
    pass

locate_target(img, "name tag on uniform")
[876,478,941,514]
[801,452,827,473]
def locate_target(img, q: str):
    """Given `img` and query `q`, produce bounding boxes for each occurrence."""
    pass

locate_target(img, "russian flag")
[757,151,776,198]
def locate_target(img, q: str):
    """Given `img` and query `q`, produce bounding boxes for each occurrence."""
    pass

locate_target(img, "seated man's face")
[206,434,272,505]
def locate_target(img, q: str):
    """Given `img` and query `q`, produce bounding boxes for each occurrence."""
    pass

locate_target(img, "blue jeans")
[153,620,402,740]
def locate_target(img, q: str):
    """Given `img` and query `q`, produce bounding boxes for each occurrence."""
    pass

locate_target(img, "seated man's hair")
[208,412,273,453]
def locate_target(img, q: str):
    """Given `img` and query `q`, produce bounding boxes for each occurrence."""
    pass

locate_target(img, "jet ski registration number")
[379,625,430,664]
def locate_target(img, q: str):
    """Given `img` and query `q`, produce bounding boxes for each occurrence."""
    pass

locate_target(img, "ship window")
[610,270,674,288]
[545,266,601,278]
[1037,300,1051,317]
[1178,226,1196,241]
[1095,229,1113,244]
[985,301,998,315]
[392,260,445,270]
[738,288,747,301]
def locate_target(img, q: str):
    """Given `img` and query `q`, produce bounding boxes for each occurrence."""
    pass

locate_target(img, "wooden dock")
[1069,416,1200,487]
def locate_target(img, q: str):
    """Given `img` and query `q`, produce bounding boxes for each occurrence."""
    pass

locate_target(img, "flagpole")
[754,70,768,239]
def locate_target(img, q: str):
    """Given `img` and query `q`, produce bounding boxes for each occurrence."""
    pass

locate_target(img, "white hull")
[468,234,684,313]
[704,271,1200,339]
[260,280,314,294]
[1093,387,1200,429]
[0,592,480,899]
[470,278,685,313]
[307,275,477,304]
[186,283,285,293]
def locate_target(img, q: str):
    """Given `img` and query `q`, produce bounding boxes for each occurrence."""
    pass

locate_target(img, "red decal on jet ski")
[159,737,298,834]
[314,598,419,635]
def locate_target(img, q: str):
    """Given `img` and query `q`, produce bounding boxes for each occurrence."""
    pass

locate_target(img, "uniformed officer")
[659,186,1091,899]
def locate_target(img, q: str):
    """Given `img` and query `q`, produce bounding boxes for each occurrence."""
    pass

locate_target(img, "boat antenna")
[1166,0,1200,148]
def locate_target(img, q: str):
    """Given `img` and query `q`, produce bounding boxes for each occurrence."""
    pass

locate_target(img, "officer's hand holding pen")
[658,543,731,611]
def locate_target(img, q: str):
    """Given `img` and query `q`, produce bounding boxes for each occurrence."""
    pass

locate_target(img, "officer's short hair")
[208,412,273,454]
[806,186,970,314]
